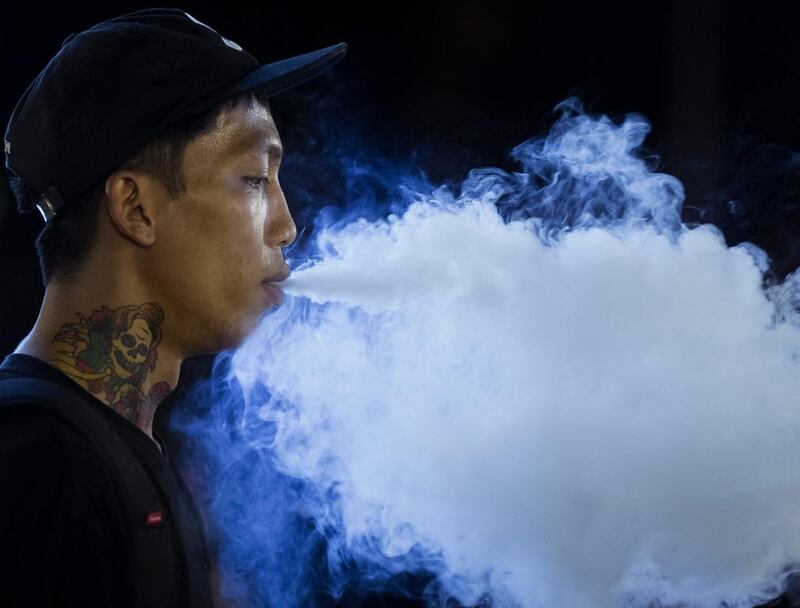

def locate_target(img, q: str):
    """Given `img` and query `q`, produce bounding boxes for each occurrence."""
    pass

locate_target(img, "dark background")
[1,2,799,604]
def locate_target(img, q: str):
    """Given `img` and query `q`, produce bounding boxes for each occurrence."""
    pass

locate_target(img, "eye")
[244,176,270,189]
[121,334,136,348]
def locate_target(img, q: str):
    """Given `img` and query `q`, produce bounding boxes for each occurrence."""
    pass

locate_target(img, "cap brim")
[182,42,347,116]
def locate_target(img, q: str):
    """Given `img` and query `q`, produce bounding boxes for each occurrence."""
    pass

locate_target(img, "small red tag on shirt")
[145,511,163,527]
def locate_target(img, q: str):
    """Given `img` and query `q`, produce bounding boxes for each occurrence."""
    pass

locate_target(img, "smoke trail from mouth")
[174,98,800,608]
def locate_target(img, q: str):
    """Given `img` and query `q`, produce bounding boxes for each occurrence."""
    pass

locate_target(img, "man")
[0,8,346,607]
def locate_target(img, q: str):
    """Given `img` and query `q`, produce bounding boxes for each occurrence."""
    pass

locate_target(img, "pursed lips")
[260,266,291,306]
[262,266,291,284]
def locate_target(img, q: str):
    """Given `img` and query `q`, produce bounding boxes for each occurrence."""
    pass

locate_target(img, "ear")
[104,170,158,247]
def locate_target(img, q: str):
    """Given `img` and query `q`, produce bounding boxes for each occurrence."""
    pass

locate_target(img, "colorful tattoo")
[47,303,171,424]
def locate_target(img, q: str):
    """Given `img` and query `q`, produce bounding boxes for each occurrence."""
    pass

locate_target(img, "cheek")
[196,230,266,322]
[204,195,266,256]
[218,219,265,283]
[155,198,267,317]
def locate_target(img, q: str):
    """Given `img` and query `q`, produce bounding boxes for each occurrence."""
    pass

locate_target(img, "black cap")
[2,8,347,223]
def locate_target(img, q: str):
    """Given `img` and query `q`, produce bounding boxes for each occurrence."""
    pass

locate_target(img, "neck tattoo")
[46,302,172,428]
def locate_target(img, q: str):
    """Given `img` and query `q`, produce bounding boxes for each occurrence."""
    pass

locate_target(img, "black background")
[1,2,799,603]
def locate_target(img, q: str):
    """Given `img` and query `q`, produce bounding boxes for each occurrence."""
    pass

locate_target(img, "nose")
[265,181,297,249]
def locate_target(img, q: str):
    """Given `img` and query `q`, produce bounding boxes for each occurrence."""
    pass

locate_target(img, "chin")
[185,317,251,356]
[224,311,265,351]
[187,297,268,355]
[215,326,252,353]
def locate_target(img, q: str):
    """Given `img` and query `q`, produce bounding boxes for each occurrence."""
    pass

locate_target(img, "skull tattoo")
[110,317,154,379]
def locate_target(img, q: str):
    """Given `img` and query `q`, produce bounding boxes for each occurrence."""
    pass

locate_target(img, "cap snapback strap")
[36,185,64,222]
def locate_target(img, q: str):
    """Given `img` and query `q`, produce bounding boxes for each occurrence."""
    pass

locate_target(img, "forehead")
[185,101,282,170]
[215,101,281,157]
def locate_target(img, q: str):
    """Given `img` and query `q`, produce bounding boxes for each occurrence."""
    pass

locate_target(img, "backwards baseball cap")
[2,8,347,223]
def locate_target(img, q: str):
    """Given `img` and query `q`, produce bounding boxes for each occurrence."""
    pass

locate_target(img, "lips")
[260,266,290,307]
[262,266,291,284]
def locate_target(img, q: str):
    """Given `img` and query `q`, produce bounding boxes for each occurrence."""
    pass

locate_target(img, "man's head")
[9,88,276,282]
[3,8,346,355]
[10,88,294,354]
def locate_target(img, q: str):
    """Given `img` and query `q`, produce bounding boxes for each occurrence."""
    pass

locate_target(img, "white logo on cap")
[183,11,243,52]
[4,139,10,156]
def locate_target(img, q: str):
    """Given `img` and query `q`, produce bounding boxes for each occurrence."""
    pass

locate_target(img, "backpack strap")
[0,375,179,608]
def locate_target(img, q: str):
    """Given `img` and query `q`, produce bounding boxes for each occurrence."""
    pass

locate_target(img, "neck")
[15,278,183,446]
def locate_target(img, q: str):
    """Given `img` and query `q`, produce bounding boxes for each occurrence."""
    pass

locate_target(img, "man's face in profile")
[146,98,297,355]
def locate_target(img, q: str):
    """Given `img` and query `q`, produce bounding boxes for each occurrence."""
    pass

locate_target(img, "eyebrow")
[241,140,283,164]
[257,141,283,158]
